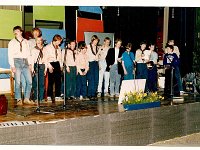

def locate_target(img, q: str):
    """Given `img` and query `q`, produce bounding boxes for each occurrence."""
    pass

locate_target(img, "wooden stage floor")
[1,93,200,124]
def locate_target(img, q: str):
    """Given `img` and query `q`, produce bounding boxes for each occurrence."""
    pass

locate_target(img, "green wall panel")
[0,9,22,40]
[33,6,65,23]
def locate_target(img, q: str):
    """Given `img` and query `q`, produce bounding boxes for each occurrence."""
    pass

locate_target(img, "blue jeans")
[110,64,121,95]
[87,61,99,97]
[14,58,32,100]
[76,73,87,97]
[20,74,26,92]
[32,64,45,101]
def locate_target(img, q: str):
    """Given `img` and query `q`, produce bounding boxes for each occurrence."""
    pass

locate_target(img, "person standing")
[135,41,150,91]
[75,42,89,100]
[165,39,180,58]
[8,26,34,105]
[45,34,62,102]
[86,35,100,100]
[97,37,111,97]
[147,43,158,92]
[121,43,135,80]
[106,39,125,98]
[62,40,77,99]
[31,36,47,102]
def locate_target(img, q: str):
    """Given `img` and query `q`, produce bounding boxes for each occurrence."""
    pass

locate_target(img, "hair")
[52,34,62,42]
[78,41,86,49]
[91,35,99,42]
[140,41,147,45]
[32,27,42,37]
[104,37,111,42]
[69,40,76,44]
[166,45,174,51]
[126,43,132,49]
[13,26,23,32]
[115,38,122,44]
[168,39,174,43]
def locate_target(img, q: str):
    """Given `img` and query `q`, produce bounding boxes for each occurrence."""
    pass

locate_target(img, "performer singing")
[97,37,111,97]
[62,40,77,100]
[46,34,62,102]
[135,41,150,91]
[8,26,34,105]
[31,36,47,102]
[86,35,100,100]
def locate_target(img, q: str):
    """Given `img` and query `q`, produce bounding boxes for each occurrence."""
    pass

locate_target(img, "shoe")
[180,91,188,96]
[55,97,63,101]
[16,99,23,106]
[115,94,119,98]
[24,99,35,105]
[97,92,101,97]
[104,92,110,97]
[83,97,90,100]
[47,97,52,101]
[80,95,83,100]
[110,94,114,98]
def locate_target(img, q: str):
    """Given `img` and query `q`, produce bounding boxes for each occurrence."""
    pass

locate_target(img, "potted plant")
[122,91,164,111]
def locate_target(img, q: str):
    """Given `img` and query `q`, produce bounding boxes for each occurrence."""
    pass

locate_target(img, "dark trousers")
[87,61,99,97]
[76,73,87,97]
[65,66,76,97]
[136,63,148,92]
[47,62,61,98]
[147,66,158,92]
[32,64,45,101]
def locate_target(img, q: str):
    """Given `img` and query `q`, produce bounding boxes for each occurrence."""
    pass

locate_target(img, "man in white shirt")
[8,26,34,105]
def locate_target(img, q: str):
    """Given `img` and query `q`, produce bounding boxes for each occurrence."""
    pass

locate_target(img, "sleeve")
[75,54,81,74]
[58,48,62,68]
[106,48,111,66]
[172,53,180,66]
[131,52,135,61]
[121,52,125,61]
[26,40,32,66]
[8,41,15,68]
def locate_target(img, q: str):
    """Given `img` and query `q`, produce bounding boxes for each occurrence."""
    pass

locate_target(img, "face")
[140,44,146,50]
[54,40,62,47]
[92,39,99,46]
[115,41,122,48]
[149,45,155,51]
[167,47,173,53]
[81,47,87,54]
[33,30,40,39]
[13,29,22,38]
[126,47,131,52]
[104,40,110,47]
[70,42,76,50]
[36,37,43,46]
[168,41,174,46]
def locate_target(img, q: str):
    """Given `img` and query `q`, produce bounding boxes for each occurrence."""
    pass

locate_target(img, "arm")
[122,61,127,75]
[8,41,15,73]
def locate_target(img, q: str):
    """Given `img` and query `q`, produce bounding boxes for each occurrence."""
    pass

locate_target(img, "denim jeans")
[32,64,45,100]
[87,61,99,97]
[147,66,158,92]
[20,74,26,92]
[14,58,32,100]
[97,60,110,93]
[110,64,121,95]
[76,73,87,97]
[65,66,76,98]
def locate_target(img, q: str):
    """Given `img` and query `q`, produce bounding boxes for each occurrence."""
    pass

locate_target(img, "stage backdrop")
[0,48,11,93]
[40,28,66,49]
[0,9,22,39]
[77,17,104,42]
[84,32,114,48]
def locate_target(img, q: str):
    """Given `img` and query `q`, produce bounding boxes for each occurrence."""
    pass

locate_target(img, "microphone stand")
[35,52,54,114]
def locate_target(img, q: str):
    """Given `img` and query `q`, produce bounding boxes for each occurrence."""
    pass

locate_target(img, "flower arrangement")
[122,90,164,105]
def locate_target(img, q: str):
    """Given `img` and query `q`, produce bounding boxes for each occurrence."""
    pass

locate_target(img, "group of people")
[8,25,184,106]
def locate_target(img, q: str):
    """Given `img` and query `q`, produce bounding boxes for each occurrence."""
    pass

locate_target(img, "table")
[0,68,14,96]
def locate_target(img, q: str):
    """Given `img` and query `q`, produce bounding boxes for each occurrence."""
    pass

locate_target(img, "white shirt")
[31,46,48,71]
[86,44,99,62]
[45,42,62,68]
[8,38,32,68]
[135,49,151,63]
[114,47,120,64]
[98,46,110,61]
[28,38,36,56]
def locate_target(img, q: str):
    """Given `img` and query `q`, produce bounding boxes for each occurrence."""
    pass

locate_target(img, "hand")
[60,67,63,71]
[11,67,16,73]
[117,58,122,63]
[109,65,112,69]
[67,67,70,73]
[124,70,127,75]
[79,72,83,76]
[44,71,46,76]
[49,65,54,73]
[99,66,102,70]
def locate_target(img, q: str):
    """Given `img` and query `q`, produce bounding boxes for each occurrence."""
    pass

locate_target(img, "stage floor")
[1,93,200,124]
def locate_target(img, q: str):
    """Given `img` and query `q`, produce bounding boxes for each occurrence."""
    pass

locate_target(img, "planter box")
[123,101,161,111]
